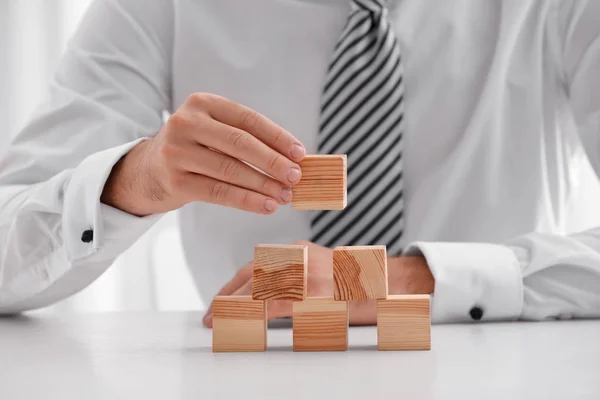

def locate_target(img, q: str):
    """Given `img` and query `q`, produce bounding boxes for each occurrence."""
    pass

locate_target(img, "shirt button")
[469,306,484,321]
[81,229,94,243]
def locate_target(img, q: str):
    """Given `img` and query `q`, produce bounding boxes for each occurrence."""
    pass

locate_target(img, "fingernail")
[287,167,301,184]
[290,144,306,160]
[280,187,292,203]
[264,198,277,212]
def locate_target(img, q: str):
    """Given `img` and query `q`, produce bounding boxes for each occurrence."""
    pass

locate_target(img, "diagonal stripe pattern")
[311,0,406,255]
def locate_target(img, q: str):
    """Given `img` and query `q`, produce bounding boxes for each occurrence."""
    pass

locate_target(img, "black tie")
[311,0,406,255]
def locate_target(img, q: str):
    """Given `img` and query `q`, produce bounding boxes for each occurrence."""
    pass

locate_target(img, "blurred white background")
[0,0,204,313]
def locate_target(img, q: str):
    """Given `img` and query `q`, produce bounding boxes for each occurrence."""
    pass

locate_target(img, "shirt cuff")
[62,138,162,263]
[404,242,524,323]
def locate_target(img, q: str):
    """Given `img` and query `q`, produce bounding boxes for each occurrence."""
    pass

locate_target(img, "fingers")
[154,93,307,215]
[183,93,304,186]
[177,172,279,214]
[179,145,293,204]
[194,119,302,186]
[206,95,306,163]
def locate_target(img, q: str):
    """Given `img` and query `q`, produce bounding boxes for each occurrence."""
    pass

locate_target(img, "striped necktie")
[311,0,405,255]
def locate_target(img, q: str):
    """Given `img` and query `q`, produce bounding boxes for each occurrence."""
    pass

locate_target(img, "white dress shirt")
[1,0,600,323]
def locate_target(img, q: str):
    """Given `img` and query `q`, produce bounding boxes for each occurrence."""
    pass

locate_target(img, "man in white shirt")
[1,0,600,325]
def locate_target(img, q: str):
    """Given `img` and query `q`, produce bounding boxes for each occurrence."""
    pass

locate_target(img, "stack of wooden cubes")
[212,155,431,352]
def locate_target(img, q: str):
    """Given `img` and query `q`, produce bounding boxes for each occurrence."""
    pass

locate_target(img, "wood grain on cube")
[293,298,348,352]
[212,296,267,352]
[292,155,347,210]
[333,245,388,300]
[377,295,431,351]
[252,244,308,300]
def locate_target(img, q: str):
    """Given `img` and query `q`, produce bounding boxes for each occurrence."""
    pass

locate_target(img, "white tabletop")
[0,312,599,399]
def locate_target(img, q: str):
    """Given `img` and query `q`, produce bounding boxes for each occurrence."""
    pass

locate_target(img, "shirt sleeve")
[404,0,600,324]
[0,0,173,313]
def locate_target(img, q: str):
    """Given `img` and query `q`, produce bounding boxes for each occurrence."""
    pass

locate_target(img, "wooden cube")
[333,245,388,300]
[212,296,267,352]
[377,295,431,351]
[292,154,347,210]
[252,244,308,300]
[292,298,348,351]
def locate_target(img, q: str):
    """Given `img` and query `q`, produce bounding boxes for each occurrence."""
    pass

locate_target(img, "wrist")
[100,139,160,217]
[388,255,434,295]
[349,256,433,326]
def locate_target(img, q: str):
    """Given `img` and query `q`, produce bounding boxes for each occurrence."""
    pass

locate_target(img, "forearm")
[0,141,161,313]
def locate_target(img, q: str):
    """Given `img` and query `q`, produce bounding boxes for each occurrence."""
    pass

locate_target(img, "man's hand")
[101,93,306,216]
[202,241,434,327]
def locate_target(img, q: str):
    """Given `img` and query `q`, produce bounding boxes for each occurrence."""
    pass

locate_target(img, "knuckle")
[260,177,272,193]
[267,153,282,171]
[220,158,240,179]
[187,92,213,108]
[167,113,191,131]
[240,109,261,131]
[227,130,253,151]
[259,179,281,199]
[272,129,285,147]
[210,182,230,202]
[241,191,253,208]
